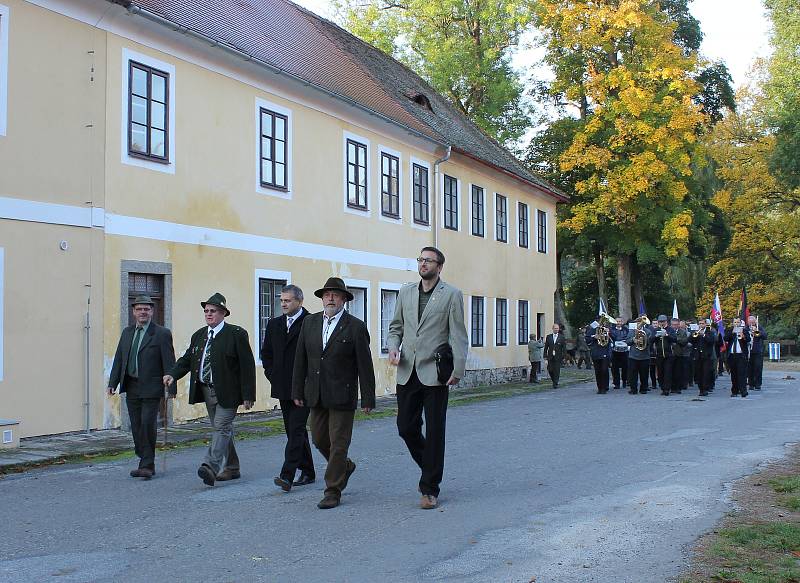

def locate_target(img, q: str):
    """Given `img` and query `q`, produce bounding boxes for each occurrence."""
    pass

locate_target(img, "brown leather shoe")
[342,459,356,490]
[197,464,216,486]
[317,495,340,509]
[130,468,154,479]
[216,469,241,481]
[420,494,438,510]
[274,476,292,492]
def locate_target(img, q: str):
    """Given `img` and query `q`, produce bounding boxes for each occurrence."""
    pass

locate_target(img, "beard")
[323,305,340,317]
[420,269,439,281]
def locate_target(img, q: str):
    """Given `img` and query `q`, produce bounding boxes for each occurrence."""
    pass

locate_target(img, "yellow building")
[0,0,565,437]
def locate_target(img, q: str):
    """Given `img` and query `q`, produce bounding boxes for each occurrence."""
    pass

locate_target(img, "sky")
[293,0,773,90]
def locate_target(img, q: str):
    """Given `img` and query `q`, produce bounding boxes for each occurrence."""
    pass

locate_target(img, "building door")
[537,312,546,339]
[127,273,165,326]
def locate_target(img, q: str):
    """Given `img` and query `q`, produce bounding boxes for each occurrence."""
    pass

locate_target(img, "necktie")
[323,317,334,350]
[201,331,214,384]
[287,316,294,331]
[127,327,143,377]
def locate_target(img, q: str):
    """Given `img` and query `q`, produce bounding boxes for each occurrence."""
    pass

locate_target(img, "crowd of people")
[528,314,768,398]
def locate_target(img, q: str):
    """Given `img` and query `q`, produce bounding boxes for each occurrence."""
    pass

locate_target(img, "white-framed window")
[121,48,176,174]
[470,184,485,237]
[410,157,431,229]
[537,209,548,253]
[343,278,371,333]
[518,299,530,345]
[343,131,371,216]
[379,282,402,355]
[0,4,9,137]
[378,145,402,222]
[255,97,292,199]
[518,201,530,248]
[495,193,508,243]
[442,174,460,231]
[495,298,508,346]
[253,269,291,364]
[470,295,485,348]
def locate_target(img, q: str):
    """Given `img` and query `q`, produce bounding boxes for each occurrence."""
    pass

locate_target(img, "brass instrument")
[594,324,610,347]
[633,315,649,350]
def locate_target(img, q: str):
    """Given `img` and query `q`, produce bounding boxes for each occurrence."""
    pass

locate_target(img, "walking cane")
[160,386,169,475]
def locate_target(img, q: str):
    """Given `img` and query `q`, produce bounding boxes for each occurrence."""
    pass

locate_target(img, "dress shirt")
[322,308,344,350]
[286,307,304,331]
[200,320,226,384]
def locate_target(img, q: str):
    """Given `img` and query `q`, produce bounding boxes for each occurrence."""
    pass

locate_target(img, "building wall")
[1,0,558,435]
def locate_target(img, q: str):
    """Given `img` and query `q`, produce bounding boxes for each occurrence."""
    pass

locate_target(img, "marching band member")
[724,317,751,398]
[610,317,630,390]
[747,315,767,391]
[627,316,652,394]
[585,319,612,394]
[691,318,717,397]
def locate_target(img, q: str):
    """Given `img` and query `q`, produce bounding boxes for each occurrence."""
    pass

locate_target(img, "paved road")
[2,369,799,583]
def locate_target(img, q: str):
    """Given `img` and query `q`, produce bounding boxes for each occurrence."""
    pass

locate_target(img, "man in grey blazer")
[388,246,468,509]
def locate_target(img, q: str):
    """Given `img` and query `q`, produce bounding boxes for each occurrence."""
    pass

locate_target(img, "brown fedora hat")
[201,292,231,316]
[314,277,354,302]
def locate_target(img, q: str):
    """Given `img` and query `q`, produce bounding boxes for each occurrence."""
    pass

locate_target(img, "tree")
[533,0,707,320]
[335,0,535,146]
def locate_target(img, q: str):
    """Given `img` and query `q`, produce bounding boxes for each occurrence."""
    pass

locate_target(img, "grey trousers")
[201,384,239,474]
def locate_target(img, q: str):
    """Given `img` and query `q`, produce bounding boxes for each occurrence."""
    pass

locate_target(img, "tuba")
[634,315,648,351]
[595,325,609,347]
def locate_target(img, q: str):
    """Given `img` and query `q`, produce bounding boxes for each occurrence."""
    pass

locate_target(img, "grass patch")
[769,475,800,494]
[720,523,800,552]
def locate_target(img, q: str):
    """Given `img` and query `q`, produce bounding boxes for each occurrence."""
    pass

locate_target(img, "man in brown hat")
[108,295,176,479]
[292,277,375,509]
[164,293,256,486]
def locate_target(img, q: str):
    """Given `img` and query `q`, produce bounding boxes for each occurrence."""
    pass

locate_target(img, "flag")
[638,296,647,316]
[711,291,726,352]
[672,300,679,320]
[599,297,608,316]
[737,286,750,322]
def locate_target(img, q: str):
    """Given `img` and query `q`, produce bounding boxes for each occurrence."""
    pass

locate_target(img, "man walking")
[388,246,468,510]
[576,328,591,370]
[725,317,750,398]
[527,334,544,383]
[747,315,767,391]
[543,323,566,389]
[610,317,630,390]
[108,295,175,479]
[261,284,315,492]
[293,277,375,509]
[164,293,256,486]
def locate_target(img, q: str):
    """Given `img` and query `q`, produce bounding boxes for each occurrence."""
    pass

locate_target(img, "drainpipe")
[432,146,451,249]
[84,298,91,434]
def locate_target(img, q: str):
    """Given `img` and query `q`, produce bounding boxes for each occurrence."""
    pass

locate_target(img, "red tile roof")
[112,0,566,200]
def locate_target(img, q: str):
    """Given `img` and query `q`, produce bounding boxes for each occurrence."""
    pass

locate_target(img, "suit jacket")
[585,329,611,360]
[543,333,566,363]
[260,308,308,400]
[387,280,469,387]
[109,322,176,398]
[169,322,256,409]
[724,326,751,358]
[292,311,376,410]
[749,325,767,354]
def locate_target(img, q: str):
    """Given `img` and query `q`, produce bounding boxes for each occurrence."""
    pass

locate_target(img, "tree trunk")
[632,259,645,317]
[594,248,607,311]
[617,253,633,320]
[554,248,572,339]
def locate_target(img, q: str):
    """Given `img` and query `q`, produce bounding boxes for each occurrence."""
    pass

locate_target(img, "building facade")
[0,0,564,437]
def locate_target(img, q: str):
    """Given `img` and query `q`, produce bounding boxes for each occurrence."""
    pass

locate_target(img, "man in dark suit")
[164,293,256,487]
[261,284,315,492]
[108,295,175,479]
[292,277,375,509]
[543,323,566,389]
[747,315,767,391]
[725,317,751,398]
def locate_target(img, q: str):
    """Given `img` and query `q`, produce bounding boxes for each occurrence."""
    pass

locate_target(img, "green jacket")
[527,339,544,361]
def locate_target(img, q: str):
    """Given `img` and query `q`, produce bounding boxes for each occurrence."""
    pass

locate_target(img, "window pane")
[130,124,147,153]
[348,183,357,204]
[261,137,272,161]
[131,95,147,125]
[262,113,273,137]
[275,116,285,141]
[348,142,356,160]
[150,101,165,130]
[348,164,356,183]
[132,67,148,97]
[275,140,285,164]
[150,129,165,157]
[151,74,166,103]
[262,160,273,184]
[275,163,286,187]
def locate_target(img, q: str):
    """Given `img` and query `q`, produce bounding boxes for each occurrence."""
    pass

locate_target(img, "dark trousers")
[592,358,610,393]
[748,353,764,389]
[611,351,628,388]
[396,369,449,497]
[547,358,562,387]
[694,358,714,395]
[664,356,685,393]
[649,358,658,387]
[728,353,748,396]
[655,356,666,389]
[309,407,355,498]
[687,357,695,386]
[125,377,161,470]
[529,361,541,382]
[628,358,650,393]
[279,399,315,481]
[718,355,726,374]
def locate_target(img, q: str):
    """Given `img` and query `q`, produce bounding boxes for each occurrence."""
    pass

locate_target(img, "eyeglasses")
[416,257,439,265]
[204,308,219,314]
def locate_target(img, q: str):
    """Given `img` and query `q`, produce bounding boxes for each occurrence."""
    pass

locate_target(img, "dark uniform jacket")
[724,327,751,358]
[544,333,567,363]
[169,323,256,409]
[109,322,176,398]
[292,311,376,411]
[749,325,767,354]
[585,328,612,360]
[260,309,308,400]
[652,327,676,358]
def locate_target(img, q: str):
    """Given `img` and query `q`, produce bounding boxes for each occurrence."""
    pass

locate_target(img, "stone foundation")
[459,366,529,389]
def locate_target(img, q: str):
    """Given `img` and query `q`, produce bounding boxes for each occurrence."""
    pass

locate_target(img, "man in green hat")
[108,295,175,479]
[164,293,256,487]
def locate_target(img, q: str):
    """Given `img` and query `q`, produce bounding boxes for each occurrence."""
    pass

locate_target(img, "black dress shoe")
[274,476,292,492]
[342,460,356,490]
[317,495,340,509]
[293,474,315,486]
[197,464,216,486]
[216,469,241,481]
[130,468,153,479]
